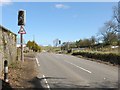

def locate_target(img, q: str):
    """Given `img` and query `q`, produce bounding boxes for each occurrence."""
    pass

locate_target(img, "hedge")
[72,51,120,65]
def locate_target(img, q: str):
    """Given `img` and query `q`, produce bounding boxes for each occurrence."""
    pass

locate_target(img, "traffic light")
[59,40,61,44]
[18,10,25,26]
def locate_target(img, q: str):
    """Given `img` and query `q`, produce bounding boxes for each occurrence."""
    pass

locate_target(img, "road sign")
[18,26,26,34]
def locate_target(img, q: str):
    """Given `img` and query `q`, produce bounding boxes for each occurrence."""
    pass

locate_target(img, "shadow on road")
[89,81,118,88]
[34,76,90,89]
[28,77,45,90]
[1,77,118,90]
[1,79,13,90]
[41,77,66,80]
[28,77,118,90]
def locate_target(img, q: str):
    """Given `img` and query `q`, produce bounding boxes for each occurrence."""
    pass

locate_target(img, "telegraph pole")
[18,10,26,62]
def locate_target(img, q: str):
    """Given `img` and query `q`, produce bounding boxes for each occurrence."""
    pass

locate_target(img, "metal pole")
[20,26,24,62]
[4,60,8,82]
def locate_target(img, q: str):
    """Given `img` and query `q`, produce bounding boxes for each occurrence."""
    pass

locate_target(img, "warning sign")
[18,26,26,34]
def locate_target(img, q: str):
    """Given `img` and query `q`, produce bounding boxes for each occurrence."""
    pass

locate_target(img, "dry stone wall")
[0,25,17,75]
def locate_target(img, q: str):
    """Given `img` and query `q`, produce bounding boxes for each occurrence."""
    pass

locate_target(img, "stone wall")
[0,25,17,75]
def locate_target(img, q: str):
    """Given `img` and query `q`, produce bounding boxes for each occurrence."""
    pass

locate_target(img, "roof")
[0,25,17,36]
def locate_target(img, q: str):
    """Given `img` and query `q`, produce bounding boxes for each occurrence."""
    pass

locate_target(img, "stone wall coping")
[0,25,17,36]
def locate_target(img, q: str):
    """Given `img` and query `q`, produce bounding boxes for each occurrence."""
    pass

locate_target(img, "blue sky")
[0,2,117,46]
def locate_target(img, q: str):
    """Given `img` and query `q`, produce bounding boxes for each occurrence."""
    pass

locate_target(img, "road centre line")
[43,75,50,90]
[36,58,40,66]
[65,60,92,74]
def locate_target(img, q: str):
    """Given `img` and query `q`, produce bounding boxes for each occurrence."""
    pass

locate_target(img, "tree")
[75,39,93,48]
[104,32,118,45]
[113,2,120,32]
[113,2,120,23]
[99,20,118,45]
[76,39,82,48]
[26,40,41,52]
[90,36,96,45]
[61,42,69,50]
[26,40,33,49]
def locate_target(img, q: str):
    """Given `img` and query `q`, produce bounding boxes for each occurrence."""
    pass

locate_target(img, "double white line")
[36,58,50,90]
[36,58,40,66]
[43,75,50,90]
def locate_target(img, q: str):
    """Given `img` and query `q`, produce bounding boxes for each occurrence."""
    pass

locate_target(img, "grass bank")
[72,51,120,65]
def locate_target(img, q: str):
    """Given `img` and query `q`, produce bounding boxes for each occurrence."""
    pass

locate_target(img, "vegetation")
[26,40,41,52]
[72,51,120,65]
[42,45,61,53]
[9,61,21,69]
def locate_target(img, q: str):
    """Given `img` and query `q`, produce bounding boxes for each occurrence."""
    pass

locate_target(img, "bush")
[67,49,72,53]
[72,51,120,65]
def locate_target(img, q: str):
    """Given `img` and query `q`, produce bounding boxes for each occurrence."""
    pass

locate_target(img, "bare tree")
[113,6,119,23]
[113,1,120,32]
[99,20,118,45]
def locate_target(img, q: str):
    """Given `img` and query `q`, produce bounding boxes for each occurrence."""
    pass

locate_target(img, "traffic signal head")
[59,40,61,44]
[18,10,26,26]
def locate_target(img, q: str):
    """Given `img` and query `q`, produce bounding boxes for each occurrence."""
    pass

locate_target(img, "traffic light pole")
[18,10,26,62]
[20,31,24,62]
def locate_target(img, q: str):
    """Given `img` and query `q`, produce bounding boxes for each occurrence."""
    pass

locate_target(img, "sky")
[0,2,118,46]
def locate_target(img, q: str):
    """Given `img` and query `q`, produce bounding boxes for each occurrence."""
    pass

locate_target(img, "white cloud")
[55,4,70,9]
[0,0,12,6]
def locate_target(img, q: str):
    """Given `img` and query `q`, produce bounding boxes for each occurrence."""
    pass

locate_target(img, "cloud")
[55,4,70,9]
[0,0,12,6]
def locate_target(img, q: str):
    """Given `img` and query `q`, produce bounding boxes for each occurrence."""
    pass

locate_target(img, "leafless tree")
[113,1,120,32]
[113,1,120,22]
[99,20,118,45]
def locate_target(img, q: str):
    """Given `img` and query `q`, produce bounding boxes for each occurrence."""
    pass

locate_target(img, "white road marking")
[65,61,92,74]
[36,58,40,66]
[43,75,50,90]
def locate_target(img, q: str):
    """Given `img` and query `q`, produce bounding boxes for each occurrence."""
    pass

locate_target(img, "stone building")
[0,25,17,75]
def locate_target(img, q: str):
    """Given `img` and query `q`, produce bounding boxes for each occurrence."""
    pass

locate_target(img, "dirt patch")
[9,60,37,88]
[1,53,43,89]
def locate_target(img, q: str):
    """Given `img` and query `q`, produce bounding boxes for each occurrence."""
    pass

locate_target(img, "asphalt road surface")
[35,52,118,89]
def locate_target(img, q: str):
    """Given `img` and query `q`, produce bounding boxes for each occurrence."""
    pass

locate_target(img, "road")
[35,52,118,89]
